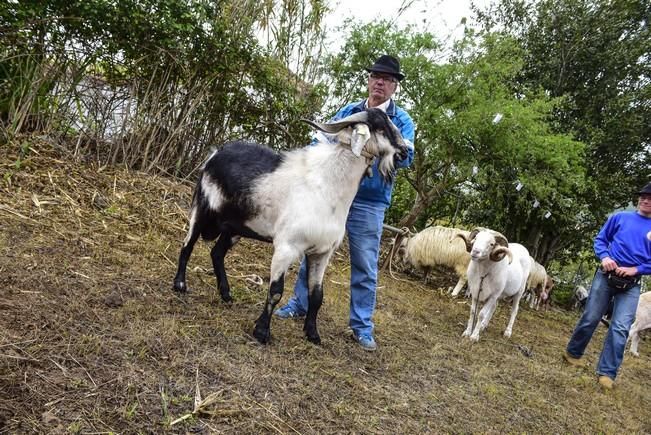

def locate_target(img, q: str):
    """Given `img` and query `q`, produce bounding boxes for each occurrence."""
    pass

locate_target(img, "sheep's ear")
[350,124,370,157]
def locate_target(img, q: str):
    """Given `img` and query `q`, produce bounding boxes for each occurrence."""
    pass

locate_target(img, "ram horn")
[490,246,513,264]
[455,232,473,252]
[492,232,509,247]
[300,111,369,133]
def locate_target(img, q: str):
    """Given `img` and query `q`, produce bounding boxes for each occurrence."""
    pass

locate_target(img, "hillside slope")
[1,141,649,433]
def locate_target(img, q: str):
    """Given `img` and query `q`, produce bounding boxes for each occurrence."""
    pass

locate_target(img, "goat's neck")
[313,145,370,203]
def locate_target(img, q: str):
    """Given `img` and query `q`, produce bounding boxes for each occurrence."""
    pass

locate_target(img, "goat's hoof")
[631,351,639,357]
[469,334,480,342]
[220,292,233,303]
[503,330,512,338]
[173,280,188,293]
[461,330,470,337]
[252,325,271,344]
[305,333,321,345]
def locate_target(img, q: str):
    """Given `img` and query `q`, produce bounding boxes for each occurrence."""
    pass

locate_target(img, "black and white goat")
[173,109,408,345]
[456,228,532,341]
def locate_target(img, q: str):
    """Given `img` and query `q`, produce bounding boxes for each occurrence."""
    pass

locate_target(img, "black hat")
[637,182,651,195]
[365,55,405,82]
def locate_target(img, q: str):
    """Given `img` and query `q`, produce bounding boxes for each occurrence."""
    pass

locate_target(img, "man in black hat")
[563,181,651,389]
[275,55,415,351]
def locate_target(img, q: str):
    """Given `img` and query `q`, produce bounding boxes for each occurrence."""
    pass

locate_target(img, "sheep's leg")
[504,292,524,338]
[253,244,298,344]
[481,298,499,331]
[173,209,201,293]
[471,296,498,341]
[451,277,467,297]
[210,232,240,303]
[303,251,332,345]
[629,322,640,357]
[422,266,431,284]
[463,295,478,337]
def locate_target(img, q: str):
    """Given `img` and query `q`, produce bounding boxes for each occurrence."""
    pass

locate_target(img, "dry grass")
[1,139,650,434]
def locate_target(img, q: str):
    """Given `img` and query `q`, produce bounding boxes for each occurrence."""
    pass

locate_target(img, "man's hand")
[615,266,638,277]
[601,257,618,272]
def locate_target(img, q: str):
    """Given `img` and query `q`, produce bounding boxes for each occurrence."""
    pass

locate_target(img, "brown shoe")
[563,351,583,367]
[598,375,614,390]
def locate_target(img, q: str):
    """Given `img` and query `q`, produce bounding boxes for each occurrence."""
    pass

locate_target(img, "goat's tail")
[188,172,221,242]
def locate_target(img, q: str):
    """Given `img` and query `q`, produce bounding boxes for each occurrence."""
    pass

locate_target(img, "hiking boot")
[274,305,305,319]
[563,351,583,367]
[598,375,614,390]
[354,333,377,352]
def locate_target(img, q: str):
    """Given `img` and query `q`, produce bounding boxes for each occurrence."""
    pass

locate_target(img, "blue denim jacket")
[327,99,415,208]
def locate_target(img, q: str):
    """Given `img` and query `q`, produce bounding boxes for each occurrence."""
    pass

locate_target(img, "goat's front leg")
[504,291,524,338]
[253,244,297,344]
[303,251,333,345]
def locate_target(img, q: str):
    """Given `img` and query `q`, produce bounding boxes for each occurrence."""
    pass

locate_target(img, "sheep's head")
[396,236,411,263]
[541,275,555,300]
[457,228,512,263]
[302,108,408,182]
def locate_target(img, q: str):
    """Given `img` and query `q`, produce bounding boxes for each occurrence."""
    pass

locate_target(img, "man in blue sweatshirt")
[274,55,415,351]
[564,182,651,389]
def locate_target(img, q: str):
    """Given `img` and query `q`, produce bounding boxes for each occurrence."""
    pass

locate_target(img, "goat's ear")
[350,124,370,157]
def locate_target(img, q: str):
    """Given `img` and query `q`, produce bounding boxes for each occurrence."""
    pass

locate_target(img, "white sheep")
[537,275,555,312]
[573,285,589,310]
[525,258,547,309]
[396,225,471,295]
[628,291,651,357]
[456,228,532,341]
[173,108,409,345]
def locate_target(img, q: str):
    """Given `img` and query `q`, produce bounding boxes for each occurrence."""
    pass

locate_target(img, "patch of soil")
[1,139,649,434]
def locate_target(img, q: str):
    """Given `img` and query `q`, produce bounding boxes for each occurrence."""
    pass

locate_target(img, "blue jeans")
[282,200,385,337]
[566,268,640,379]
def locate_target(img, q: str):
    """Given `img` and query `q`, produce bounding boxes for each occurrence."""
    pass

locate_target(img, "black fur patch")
[194,141,284,241]
[365,108,401,147]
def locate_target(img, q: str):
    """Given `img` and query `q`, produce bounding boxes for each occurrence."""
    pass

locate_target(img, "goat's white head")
[302,108,408,181]
[456,228,512,263]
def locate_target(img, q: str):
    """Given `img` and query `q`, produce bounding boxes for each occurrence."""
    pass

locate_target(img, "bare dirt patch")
[1,140,649,434]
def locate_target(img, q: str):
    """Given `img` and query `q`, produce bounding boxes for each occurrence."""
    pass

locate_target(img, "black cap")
[637,182,651,195]
[365,55,405,81]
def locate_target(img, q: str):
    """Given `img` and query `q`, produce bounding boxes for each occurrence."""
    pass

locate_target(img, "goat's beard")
[377,153,397,182]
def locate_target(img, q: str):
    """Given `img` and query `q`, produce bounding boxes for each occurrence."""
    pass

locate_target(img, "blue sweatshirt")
[594,211,651,275]
[328,99,415,208]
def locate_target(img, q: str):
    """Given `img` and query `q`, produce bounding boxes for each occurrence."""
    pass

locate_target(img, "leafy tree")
[477,0,651,228]
[0,0,327,173]
[325,22,589,263]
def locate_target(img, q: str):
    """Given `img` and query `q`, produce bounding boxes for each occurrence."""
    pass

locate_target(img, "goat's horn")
[455,232,472,252]
[301,111,369,133]
[489,246,513,264]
